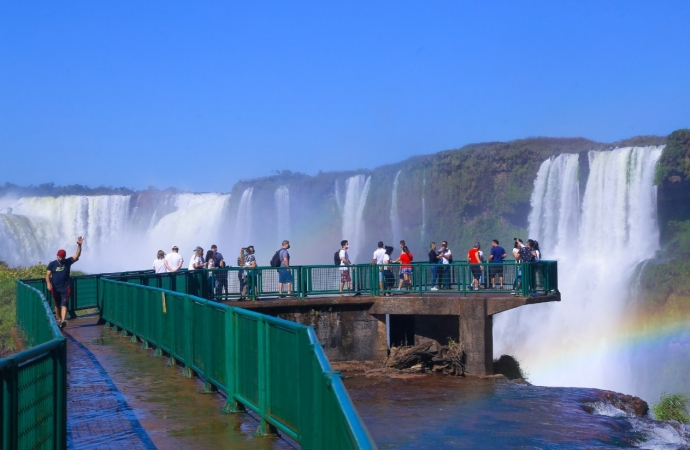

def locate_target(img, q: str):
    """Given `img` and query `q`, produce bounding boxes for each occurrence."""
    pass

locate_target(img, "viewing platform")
[21,261,559,376]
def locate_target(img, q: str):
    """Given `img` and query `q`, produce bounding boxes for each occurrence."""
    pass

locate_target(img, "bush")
[0,262,48,351]
[493,354,527,380]
[652,393,690,423]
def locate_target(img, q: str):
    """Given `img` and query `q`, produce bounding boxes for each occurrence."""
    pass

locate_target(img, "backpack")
[334,250,341,266]
[270,250,282,267]
[519,246,534,263]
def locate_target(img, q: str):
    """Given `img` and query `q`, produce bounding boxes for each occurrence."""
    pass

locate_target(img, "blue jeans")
[430,265,439,287]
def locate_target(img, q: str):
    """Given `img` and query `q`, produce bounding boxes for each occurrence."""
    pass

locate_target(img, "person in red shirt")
[394,245,414,290]
[467,242,483,290]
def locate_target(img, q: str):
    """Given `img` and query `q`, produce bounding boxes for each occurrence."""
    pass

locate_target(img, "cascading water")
[146,193,230,261]
[494,146,663,399]
[0,195,132,268]
[274,186,290,240]
[340,175,371,263]
[0,193,230,272]
[421,176,426,243]
[527,154,580,256]
[390,170,402,244]
[234,188,253,250]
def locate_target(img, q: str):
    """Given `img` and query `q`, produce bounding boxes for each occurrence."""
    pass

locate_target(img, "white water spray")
[234,188,253,249]
[494,146,663,398]
[0,193,230,272]
[275,186,290,239]
[340,175,371,263]
[390,170,402,244]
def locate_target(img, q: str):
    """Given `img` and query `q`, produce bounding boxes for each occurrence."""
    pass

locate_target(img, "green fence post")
[255,317,277,437]
[54,339,67,449]
[182,296,194,378]
[222,308,244,413]
[202,302,216,393]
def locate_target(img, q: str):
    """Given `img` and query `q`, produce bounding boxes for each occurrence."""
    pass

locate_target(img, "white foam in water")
[631,418,690,449]
[340,174,371,263]
[494,146,663,398]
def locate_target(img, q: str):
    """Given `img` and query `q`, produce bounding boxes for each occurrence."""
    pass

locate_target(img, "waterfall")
[528,154,580,256]
[340,175,371,263]
[234,188,253,250]
[421,176,426,243]
[0,193,230,272]
[494,146,663,398]
[146,193,230,258]
[275,186,290,239]
[390,170,402,244]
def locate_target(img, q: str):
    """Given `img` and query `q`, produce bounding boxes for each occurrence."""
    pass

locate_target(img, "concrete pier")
[234,292,560,376]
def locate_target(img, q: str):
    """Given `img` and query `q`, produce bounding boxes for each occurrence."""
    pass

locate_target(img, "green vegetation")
[656,129,690,184]
[493,354,527,380]
[638,220,690,308]
[652,393,690,423]
[0,261,48,353]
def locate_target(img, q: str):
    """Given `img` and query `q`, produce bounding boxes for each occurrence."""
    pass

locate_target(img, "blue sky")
[1,1,688,192]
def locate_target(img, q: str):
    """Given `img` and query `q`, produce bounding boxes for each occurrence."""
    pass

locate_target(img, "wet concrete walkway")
[64,315,292,449]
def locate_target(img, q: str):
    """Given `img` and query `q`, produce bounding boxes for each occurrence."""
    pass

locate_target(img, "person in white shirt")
[372,241,386,291]
[339,240,352,295]
[188,246,205,271]
[164,245,184,272]
[436,241,452,289]
[153,250,168,273]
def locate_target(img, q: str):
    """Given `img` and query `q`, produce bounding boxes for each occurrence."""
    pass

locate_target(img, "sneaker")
[430,286,438,291]
[60,320,66,329]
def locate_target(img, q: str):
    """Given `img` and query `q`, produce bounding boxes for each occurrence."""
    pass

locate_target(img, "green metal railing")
[109,262,558,300]
[99,278,376,449]
[22,269,154,317]
[2,282,66,450]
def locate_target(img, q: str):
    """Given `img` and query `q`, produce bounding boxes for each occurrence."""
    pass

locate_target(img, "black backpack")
[270,250,282,267]
[519,246,534,263]
[334,250,341,266]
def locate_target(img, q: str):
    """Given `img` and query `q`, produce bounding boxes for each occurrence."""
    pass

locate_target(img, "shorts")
[51,285,71,309]
[401,268,412,275]
[378,270,384,282]
[340,269,351,283]
[489,265,504,277]
[278,268,293,284]
[470,265,482,281]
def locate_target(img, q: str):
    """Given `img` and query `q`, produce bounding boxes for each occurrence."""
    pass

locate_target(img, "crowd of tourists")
[152,240,293,301]
[147,236,542,299]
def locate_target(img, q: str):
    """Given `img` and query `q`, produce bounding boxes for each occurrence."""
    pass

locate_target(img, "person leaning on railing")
[488,239,507,289]
[428,242,439,290]
[238,247,248,300]
[278,240,292,296]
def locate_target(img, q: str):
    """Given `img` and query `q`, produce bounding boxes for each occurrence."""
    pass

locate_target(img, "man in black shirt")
[46,236,83,328]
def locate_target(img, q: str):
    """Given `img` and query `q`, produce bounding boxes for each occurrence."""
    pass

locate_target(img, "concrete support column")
[459,301,493,376]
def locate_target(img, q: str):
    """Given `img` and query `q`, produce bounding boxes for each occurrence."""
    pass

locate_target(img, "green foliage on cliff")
[652,393,690,423]
[0,262,48,353]
[639,221,690,307]
[656,129,690,184]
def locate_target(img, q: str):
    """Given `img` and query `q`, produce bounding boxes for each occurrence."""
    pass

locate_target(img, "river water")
[344,375,690,449]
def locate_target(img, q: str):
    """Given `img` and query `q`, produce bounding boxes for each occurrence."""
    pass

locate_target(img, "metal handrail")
[2,282,67,450]
[106,261,558,300]
[99,278,377,449]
